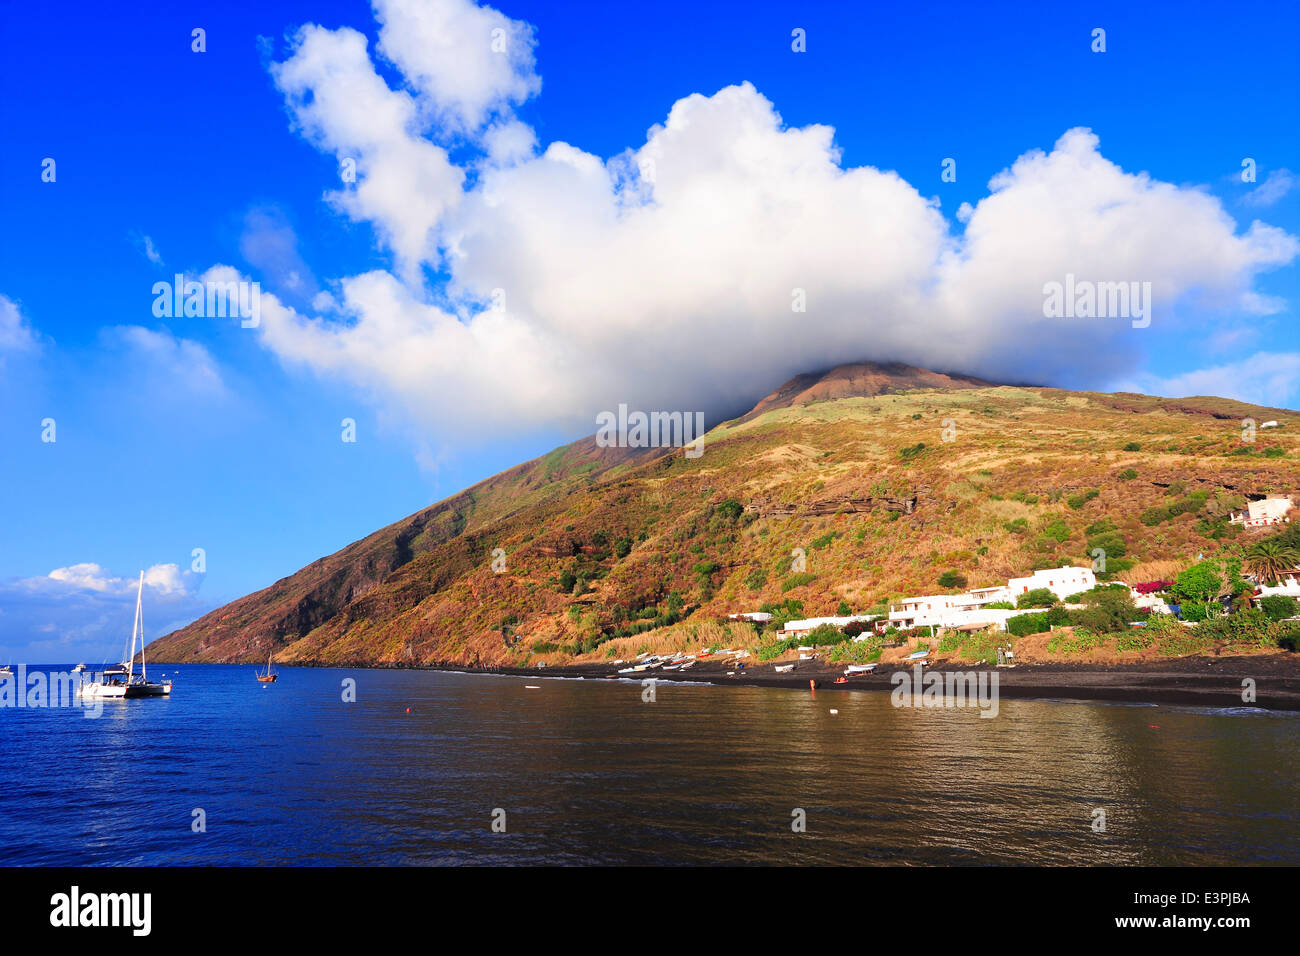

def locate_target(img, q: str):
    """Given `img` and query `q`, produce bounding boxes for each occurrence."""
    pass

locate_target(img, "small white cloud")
[104,325,226,396]
[134,233,164,265]
[0,294,39,352]
[37,562,194,597]
[1242,168,1295,208]
[239,206,318,301]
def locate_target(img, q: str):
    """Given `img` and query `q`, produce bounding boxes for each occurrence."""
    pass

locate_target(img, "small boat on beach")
[773,664,795,673]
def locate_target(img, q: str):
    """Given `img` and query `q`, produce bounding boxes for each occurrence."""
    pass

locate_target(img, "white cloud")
[1116,352,1300,408]
[35,563,194,597]
[1242,168,1295,208]
[250,0,1299,443]
[239,206,318,301]
[373,0,540,133]
[135,233,164,265]
[270,24,465,277]
[0,295,38,352]
[1,563,209,660]
[103,325,226,396]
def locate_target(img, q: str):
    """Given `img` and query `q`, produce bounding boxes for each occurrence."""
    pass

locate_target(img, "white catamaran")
[79,571,172,700]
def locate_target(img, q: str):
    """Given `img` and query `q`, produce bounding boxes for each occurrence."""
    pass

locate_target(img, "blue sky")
[1,0,1297,661]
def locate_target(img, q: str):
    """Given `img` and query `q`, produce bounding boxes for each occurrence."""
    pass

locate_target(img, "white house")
[887,596,1020,633]
[888,566,1096,632]
[1006,566,1097,601]
[1229,496,1293,529]
[1256,571,1300,599]
[728,612,772,623]
[888,595,963,629]
[778,615,878,637]
[1122,587,1173,615]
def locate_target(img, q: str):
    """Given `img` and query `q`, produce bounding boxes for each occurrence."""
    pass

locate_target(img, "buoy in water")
[405,707,411,713]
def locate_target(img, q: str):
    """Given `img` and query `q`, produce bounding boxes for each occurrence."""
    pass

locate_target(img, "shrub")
[693,560,719,578]
[1087,531,1128,560]
[1260,595,1300,621]
[937,570,968,589]
[1179,601,1219,623]
[715,499,744,521]
[1140,507,1169,526]
[1040,518,1071,542]
[1007,612,1051,637]
[806,623,849,647]
[899,442,927,460]
[1122,442,1142,451]
[1118,468,1138,480]
[782,572,817,592]
[1263,446,1285,458]
[1017,588,1057,609]
[1172,561,1222,604]
[1067,489,1100,510]
[1071,587,1139,632]
[745,567,768,590]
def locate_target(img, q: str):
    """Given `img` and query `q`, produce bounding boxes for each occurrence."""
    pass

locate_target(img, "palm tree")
[1244,539,1300,585]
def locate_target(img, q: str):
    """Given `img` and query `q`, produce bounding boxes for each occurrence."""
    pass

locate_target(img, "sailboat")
[256,652,278,683]
[78,571,172,700]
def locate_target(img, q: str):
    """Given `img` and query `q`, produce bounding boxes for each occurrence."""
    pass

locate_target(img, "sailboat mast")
[139,571,147,682]
[127,571,143,681]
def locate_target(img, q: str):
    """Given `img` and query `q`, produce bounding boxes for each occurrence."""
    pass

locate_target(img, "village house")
[1229,496,1293,529]
[1006,566,1097,601]
[727,612,772,623]
[888,566,1097,633]
[1256,570,1300,599]
[778,615,878,637]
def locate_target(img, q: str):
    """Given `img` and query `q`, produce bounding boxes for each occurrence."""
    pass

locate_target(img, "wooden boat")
[256,653,278,683]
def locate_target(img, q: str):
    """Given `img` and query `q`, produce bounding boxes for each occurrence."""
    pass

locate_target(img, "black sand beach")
[469,654,1300,711]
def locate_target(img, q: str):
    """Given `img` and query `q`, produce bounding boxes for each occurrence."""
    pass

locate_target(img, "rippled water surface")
[1,666,1295,864]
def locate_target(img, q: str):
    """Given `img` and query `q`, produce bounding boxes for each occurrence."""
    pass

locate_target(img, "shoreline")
[154,653,1300,712]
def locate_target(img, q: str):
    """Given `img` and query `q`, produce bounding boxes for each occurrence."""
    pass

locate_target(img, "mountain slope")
[151,362,1298,665]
